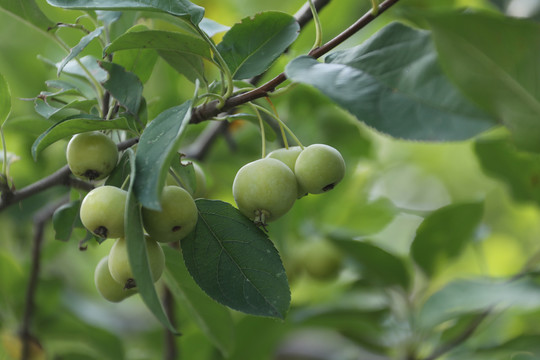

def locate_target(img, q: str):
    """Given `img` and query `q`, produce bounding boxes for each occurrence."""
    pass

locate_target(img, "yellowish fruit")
[94,256,137,302]
[66,131,118,181]
[295,144,345,194]
[80,186,127,239]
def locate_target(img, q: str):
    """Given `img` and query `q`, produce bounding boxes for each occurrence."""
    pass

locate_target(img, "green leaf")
[428,12,540,151]
[34,98,96,121]
[199,18,229,37]
[285,22,496,141]
[106,30,212,61]
[0,73,11,127]
[182,199,291,319]
[112,33,159,84]
[59,55,108,83]
[105,151,131,188]
[168,154,197,194]
[0,0,54,32]
[31,116,130,160]
[411,202,484,277]
[163,247,235,357]
[217,11,300,79]
[46,0,205,24]
[99,62,143,115]
[58,27,104,77]
[476,335,540,358]
[158,51,207,85]
[418,276,540,329]
[330,236,410,289]
[134,101,192,210]
[475,136,540,204]
[52,200,82,242]
[124,148,177,333]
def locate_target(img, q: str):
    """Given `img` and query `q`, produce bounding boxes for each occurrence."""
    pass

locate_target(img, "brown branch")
[190,0,402,124]
[0,137,138,212]
[163,286,178,360]
[20,196,69,360]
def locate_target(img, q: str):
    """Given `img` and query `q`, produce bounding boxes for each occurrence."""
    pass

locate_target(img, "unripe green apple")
[66,131,118,181]
[299,239,343,280]
[80,186,127,239]
[232,158,297,224]
[108,236,165,289]
[294,144,345,194]
[142,186,198,243]
[166,161,207,199]
[266,146,307,198]
[94,256,137,302]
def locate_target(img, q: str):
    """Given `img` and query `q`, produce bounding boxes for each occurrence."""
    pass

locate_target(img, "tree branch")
[190,0,402,124]
[0,137,138,212]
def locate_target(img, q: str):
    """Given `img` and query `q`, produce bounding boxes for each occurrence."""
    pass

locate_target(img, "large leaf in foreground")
[134,101,192,210]
[418,276,540,329]
[285,22,496,141]
[0,0,54,32]
[182,199,290,319]
[46,0,204,24]
[217,11,300,79]
[99,62,143,115]
[125,148,177,333]
[164,247,234,357]
[429,12,540,152]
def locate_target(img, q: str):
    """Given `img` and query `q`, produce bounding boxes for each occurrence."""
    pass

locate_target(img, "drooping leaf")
[124,148,177,333]
[285,22,497,141]
[0,0,54,32]
[106,30,212,61]
[134,101,192,210]
[96,10,122,26]
[418,276,540,329]
[217,11,300,79]
[58,27,104,77]
[158,51,207,85]
[52,200,82,242]
[34,98,96,121]
[168,153,197,194]
[428,12,540,151]
[199,18,230,37]
[31,116,130,160]
[330,236,410,289]
[0,73,11,126]
[112,38,159,84]
[475,136,540,204]
[99,62,143,115]
[46,0,205,24]
[182,199,291,319]
[59,55,108,83]
[163,247,235,357]
[411,202,484,277]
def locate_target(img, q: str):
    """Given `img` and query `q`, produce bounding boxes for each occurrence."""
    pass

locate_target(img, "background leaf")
[52,200,82,242]
[163,247,235,358]
[58,27,103,77]
[134,101,192,210]
[99,62,143,115]
[31,116,130,160]
[0,0,54,32]
[182,199,291,319]
[418,276,540,329]
[46,0,205,24]
[0,72,10,126]
[125,148,177,333]
[217,11,300,79]
[285,22,497,141]
[428,12,540,151]
[411,202,484,277]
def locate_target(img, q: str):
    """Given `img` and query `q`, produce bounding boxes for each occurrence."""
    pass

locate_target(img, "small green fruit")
[142,186,198,243]
[94,256,137,302]
[294,144,345,194]
[266,146,306,197]
[108,236,165,289]
[66,131,118,181]
[299,239,343,280]
[232,158,297,224]
[80,186,127,239]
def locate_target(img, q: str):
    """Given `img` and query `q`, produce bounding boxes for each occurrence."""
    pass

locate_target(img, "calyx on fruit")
[108,236,165,289]
[232,157,297,225]
[66,131,118,181]
[80,185,127,239]
[142,185,198,243]
[294,144,345,194]
[266,146,307,198]
[94,256,137,302]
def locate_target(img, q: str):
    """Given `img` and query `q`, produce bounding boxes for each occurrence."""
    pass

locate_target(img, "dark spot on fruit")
[83,169,101,180]
[172,225,182,232]
[322,183,335,192]
[124,278,137,290]
[94,226,108,238]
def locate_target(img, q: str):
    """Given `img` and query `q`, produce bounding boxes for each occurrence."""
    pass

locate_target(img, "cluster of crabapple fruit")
[66,131,202,302]
[233,143,346,226]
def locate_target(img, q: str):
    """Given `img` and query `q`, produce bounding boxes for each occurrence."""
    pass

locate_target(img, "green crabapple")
[294,144,345,194]
[94,256,137,302]
[266,146,307,198]
[80,185,127,239]
[66,131,118,181]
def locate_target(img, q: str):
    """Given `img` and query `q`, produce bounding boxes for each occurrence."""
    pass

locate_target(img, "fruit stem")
[251,103,304,149]
[249,103,267,158]
[370,0,380,15]
[308,0,323,50]
[265,98,289,149]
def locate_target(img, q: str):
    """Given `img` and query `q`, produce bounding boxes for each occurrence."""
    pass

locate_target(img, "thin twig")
[163,286,178,360]
[190,0,402,124]
[20,196,69,360]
